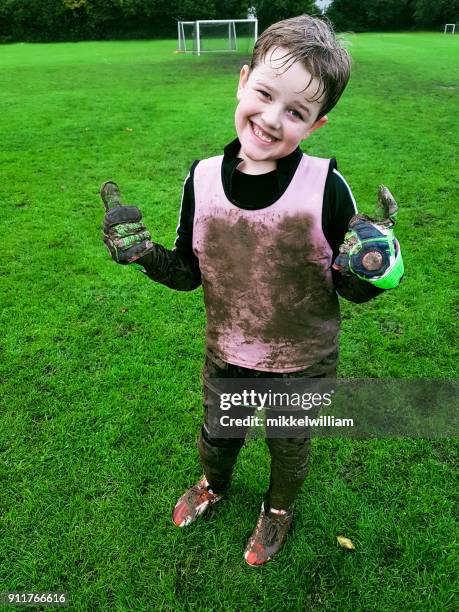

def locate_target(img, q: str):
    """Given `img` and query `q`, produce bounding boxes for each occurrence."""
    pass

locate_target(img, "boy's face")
[235,47,328,173]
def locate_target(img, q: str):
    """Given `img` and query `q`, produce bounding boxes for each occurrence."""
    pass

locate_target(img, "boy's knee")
[197,427,244,474]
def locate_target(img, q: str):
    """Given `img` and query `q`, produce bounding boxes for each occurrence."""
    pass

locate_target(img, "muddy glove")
[101,181,154,265]
[333,185,404,290]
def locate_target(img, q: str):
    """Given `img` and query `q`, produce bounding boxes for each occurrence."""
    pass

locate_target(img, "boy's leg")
[245,352,338,565]
[172,355,248,527]
[243,436,308,566]
[198,354,250,492]
[265,353,337,508]
[265,436,311,509]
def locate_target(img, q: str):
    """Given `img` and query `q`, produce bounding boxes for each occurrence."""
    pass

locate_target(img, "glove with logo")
[332,185,404,290]
[101,181,154,265]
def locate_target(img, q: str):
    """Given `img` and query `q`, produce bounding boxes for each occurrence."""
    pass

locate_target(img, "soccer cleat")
[172,477,223,527]
[244,502,293,566]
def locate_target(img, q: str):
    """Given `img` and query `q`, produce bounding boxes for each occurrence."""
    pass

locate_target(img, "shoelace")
[187,483,211,503]
[263,510,290,544]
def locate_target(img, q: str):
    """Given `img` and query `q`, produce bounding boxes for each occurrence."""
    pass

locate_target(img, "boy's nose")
[261,106,282,131]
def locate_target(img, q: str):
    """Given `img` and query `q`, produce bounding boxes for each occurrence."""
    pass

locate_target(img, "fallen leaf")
[124,127,133,132]
[337,535,355,550]
[120,307,128,313]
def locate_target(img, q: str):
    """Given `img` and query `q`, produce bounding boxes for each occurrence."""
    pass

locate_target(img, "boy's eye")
[288,109,303,120]
[258,90,271,99]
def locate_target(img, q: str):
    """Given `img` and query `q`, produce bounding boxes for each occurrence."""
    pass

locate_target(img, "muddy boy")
[101,14,403,566]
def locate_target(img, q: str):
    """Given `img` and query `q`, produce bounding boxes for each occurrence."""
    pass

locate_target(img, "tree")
[365,0,414,30]
[251,0,320,33]
[413,0,459,29]
[326,0,368,31]
[214,0,248,20]
[327,0,459,31]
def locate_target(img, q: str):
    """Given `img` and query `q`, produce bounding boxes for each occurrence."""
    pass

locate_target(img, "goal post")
[444,23,456,34]
[177,19,258,56]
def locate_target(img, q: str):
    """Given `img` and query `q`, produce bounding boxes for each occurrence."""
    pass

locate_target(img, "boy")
[101,15,403,566]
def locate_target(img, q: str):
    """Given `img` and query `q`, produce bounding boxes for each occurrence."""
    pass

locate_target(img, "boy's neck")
[236,149,277,175]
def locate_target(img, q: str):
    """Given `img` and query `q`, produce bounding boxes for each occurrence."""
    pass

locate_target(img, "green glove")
[332,185,404,290]
[101,181,154,265]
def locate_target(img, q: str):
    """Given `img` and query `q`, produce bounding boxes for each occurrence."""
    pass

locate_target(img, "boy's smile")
[235,47,328,174]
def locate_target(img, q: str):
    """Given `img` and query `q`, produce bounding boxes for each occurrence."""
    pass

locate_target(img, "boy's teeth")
[253,123,275,142]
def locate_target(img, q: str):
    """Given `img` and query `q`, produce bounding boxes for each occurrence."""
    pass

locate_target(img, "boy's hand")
[332,185,404,290]
[100,181,154,264]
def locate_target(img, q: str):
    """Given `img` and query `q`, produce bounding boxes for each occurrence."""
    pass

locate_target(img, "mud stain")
[199,212,339,368]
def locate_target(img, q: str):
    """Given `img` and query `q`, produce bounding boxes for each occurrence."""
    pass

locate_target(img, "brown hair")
[249,14,351,119]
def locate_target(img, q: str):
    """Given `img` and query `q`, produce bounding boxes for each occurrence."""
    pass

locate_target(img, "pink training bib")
[192,153,340,372]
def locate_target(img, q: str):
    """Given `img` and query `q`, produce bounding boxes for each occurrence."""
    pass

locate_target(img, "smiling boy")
[102,14,403,566]
[234,47,328,173]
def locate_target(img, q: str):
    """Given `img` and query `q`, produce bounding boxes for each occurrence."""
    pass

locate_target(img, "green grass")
[0,33,458,611]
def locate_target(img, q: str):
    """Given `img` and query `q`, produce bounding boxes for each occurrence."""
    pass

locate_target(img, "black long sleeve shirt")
[138,137,383,303]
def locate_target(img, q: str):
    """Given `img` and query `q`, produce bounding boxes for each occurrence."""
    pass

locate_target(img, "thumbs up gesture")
[100,181,154,264]
[332,185,404,290]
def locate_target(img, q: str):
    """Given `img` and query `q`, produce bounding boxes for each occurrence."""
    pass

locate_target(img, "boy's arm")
[332,267,384,303]
[135,161,202,291]
[323,162,384,303]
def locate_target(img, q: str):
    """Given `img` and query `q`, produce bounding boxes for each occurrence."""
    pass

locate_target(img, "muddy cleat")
[172,477,223,527]
[244,502,293,566]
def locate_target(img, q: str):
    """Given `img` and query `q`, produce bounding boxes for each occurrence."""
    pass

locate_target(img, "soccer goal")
[177,19,258,56]
[444,23,456,34]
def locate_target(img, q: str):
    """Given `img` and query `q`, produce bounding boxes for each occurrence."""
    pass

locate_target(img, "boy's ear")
[304,115,328,138]
[236,65,250,101]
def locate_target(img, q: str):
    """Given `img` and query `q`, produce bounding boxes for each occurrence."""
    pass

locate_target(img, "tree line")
[1,0,314,43]
[0,0,456,43]
[327,0,458,32]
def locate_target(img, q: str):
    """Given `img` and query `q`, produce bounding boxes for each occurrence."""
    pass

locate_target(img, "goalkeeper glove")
[332,185,404,290]
[100,181,154,265]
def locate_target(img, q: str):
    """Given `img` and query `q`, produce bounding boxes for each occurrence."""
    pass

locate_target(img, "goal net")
[177,19,258,55]
[444,23,456,34]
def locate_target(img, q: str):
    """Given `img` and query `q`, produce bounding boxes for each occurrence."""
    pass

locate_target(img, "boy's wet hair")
[249,14,351,119]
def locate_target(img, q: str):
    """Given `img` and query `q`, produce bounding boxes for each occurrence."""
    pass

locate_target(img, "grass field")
[0,33,458,611]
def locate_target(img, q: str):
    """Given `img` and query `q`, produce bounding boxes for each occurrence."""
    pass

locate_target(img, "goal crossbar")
[181,19,257,24]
